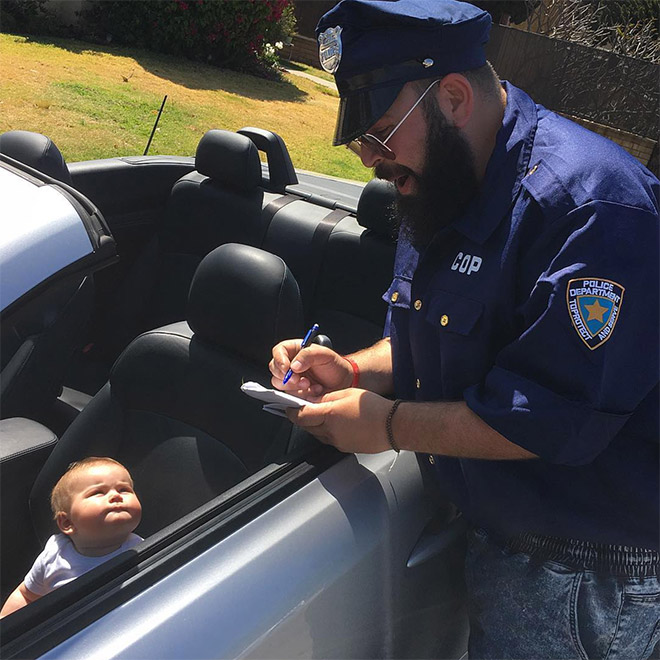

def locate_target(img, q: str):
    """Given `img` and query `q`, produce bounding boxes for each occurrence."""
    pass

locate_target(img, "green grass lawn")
[0,33,370,182]
[283,59,336,83]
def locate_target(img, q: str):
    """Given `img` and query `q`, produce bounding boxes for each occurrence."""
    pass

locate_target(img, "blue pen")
[282,323,320,385]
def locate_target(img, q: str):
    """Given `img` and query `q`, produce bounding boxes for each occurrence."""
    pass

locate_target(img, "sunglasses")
[346,79,441,160]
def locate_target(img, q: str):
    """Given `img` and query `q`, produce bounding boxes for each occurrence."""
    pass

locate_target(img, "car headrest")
[356,178,397,236]
[0,130,73,186]
[187,243,304,364]
[195,129,262,192]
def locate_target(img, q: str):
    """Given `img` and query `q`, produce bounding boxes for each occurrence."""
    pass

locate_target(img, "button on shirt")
[384,83,659,549]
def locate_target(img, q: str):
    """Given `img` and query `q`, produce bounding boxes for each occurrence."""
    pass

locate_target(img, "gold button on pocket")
[414,299,422,311]
[390,291,399,303]
[428,455,435,465]
[427,290,484,336]
[415,378,421,389]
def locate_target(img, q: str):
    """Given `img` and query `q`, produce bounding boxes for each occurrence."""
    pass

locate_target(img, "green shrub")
[0,0,52,34]
[82,0,296,78]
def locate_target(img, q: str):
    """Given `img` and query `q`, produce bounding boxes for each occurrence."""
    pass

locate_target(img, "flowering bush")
[83,0,296,77]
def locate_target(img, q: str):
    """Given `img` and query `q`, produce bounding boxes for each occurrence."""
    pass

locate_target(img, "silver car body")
[0,153,468,660]
[0,166,93,311]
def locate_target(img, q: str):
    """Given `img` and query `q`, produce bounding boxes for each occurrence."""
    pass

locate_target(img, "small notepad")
[240,381,311,417]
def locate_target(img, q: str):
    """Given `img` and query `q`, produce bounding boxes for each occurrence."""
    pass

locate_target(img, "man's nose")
[360,143,383,169]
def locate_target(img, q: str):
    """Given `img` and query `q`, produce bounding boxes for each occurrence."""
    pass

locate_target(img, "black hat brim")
[333,82,405,146]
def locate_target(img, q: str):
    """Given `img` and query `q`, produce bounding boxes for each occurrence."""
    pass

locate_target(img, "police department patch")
[566,278,624,350]
[318,26,342,74]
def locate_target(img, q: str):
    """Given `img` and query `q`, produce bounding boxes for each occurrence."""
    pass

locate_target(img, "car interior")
[0,127,400,616]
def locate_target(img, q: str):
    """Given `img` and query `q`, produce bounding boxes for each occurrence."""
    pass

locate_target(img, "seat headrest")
[195,129,262,192]
[356,178,397,236]
[187,243,303,364]
[0,130,73,186]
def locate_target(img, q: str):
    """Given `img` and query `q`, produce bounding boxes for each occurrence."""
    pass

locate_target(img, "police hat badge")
[318,26,343,74]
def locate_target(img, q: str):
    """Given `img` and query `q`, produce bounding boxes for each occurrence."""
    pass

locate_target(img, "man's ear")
[437,73,474,129]
[55,512,75,536]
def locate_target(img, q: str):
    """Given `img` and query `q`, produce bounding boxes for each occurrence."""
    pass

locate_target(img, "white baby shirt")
[24,532,142,596]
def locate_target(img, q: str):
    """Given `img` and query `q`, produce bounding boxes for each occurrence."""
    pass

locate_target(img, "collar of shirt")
[451,82,538,245]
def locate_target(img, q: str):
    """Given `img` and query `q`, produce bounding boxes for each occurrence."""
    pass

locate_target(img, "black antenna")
[144,95,168,156]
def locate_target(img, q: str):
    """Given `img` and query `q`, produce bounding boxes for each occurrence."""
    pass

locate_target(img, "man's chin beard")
[376,113,479,248]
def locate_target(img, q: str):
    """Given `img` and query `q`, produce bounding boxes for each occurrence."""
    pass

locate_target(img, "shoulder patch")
[566,278,624,350]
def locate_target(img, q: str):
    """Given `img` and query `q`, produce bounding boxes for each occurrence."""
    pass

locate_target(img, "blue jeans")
[465,528,660,659]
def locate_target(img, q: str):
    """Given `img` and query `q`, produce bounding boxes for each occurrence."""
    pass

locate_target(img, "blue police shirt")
[384,82,659,550]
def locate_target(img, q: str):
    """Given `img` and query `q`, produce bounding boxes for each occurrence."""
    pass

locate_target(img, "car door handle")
[406,514,468,569]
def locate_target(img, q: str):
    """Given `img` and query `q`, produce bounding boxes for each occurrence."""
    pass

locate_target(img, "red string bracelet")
[343,356,360,388]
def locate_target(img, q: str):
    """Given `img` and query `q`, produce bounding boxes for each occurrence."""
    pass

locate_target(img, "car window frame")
[0,444,342,658]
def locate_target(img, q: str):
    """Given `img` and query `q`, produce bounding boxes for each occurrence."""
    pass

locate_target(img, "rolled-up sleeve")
[464,201,658,466]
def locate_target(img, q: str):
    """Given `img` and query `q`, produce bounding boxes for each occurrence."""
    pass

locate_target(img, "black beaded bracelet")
[386,399,403,453]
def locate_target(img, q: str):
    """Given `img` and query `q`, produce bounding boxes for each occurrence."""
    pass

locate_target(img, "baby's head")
[51,457,142,555]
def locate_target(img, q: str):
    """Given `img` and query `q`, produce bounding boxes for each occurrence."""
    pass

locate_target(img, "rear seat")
[310,179,397,354]
[100,129,276,359]
[261,199,350,320]
[80,129,396,395]
[145,129,271,328]
[262,178,396,354]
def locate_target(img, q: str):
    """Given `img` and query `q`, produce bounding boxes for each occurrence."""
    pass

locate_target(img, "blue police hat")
[316,0,492,146]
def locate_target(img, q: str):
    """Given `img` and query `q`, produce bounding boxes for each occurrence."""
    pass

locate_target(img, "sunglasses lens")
[346,140,362,157]
[346,135,396,160]
[361,134,396,160]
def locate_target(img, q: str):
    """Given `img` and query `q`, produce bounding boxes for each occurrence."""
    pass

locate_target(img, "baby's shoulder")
[42,533,72,557]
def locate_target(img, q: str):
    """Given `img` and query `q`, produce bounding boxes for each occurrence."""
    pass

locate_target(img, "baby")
[1,456,142,618]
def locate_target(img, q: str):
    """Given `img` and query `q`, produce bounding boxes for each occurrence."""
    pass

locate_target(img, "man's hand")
[286,388,392,454]
[270,340,353,399]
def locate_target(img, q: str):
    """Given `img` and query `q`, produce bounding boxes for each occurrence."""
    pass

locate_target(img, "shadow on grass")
[18,35,309,103]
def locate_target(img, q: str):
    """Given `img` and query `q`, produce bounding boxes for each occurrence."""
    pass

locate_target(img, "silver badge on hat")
[318,26,343,74]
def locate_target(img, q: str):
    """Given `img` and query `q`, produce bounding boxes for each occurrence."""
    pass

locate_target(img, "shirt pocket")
[426,289,484,336]
[383,276,412,310]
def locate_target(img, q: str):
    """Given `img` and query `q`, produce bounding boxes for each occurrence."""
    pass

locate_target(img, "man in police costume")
[269,1,659,657]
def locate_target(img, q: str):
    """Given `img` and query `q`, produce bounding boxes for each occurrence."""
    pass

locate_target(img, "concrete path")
[281,65,337,90]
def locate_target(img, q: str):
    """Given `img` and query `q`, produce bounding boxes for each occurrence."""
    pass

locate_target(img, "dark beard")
[376,106,479,247]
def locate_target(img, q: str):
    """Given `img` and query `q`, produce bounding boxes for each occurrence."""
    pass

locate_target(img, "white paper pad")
[240,381,310,417]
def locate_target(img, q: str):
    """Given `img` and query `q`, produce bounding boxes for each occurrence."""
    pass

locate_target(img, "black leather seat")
[29,243,304,541]
[313,178,397,354]
[0,130,73,185]
[102,129,269,360]
[0,131,94,426]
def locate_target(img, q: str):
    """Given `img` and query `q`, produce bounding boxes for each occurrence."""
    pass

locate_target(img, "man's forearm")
[319,339,535,460]
[347,338,394,396]
[392,400,537,460]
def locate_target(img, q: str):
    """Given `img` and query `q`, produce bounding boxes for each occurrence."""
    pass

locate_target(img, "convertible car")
[0,127,468,659]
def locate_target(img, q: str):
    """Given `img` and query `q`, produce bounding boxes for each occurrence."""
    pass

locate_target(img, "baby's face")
[63,463,142,551]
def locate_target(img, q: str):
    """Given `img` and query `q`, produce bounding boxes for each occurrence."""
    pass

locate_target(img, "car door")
[2,449,468,659]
